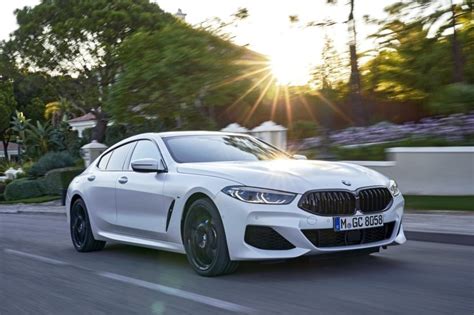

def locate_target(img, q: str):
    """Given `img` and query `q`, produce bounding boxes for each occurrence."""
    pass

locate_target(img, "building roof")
[68,113,96,123]
[0,142,19,151]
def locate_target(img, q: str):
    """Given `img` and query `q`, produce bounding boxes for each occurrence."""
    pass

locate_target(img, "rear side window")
[97,151,112,169]
[106,142,135,171]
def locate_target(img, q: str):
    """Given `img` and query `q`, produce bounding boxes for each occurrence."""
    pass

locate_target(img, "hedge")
[4,178,46,201]
[29,151,75,178]
[43,167,84,195]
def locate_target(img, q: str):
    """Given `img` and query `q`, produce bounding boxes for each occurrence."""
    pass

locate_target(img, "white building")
[0,142,20,161]
[67,113,97,138]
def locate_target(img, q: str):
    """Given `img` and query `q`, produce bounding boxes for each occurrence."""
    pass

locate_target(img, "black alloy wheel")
[70,198,106,252]
[183,198,238,276]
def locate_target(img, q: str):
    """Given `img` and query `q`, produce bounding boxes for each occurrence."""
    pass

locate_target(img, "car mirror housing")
[131,158,166,173]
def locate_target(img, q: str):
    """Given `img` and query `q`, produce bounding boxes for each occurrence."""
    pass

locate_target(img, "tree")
[0,80,17,160]
[24,121,53,158]
[311,35,346,90]
[9,0,174,141]
[383,0,473,83]
[44,98,71,127]
[345,0,364,124]
[323,0,364,124]
[107,21,253,130]
[364,20,451,102]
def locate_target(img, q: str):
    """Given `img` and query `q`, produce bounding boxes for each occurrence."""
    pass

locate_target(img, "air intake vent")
[244,226,295,250]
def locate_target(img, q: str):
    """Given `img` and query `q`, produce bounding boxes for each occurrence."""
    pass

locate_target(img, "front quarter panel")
[163,172,242,245]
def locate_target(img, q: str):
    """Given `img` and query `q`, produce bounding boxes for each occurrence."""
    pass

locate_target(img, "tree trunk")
[91,108,107,143]
[450,3,464,83]
[347,0,365,125]
[2,138,9,161]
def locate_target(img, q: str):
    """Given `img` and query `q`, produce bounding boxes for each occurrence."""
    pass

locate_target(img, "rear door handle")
[87,175,96,182]
[118,176,128,184]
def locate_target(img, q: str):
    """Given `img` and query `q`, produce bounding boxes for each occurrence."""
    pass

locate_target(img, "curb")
[405,231,474,246]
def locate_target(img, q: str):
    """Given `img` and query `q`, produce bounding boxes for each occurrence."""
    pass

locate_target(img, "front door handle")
[118,176,128,184]
[87,175,96,182]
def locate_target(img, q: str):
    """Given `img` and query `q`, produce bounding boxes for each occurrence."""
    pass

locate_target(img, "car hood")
[176,160,389,193]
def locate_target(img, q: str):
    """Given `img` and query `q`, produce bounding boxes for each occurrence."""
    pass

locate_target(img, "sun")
[269,49,311,86]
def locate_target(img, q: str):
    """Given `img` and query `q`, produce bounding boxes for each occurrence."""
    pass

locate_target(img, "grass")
[404,195,474,211]
[0,195,61,205]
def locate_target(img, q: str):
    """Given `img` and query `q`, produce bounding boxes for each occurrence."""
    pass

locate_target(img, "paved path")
[1,213,473,315]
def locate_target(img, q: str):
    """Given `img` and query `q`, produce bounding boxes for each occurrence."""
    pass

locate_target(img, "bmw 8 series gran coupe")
[66,131,406,276]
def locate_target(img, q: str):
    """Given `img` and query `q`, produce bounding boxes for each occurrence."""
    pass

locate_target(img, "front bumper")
[216,192,406,261]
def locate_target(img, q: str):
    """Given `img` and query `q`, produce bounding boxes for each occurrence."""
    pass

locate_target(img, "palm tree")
[25,121,53,158]
[44,97,71,128]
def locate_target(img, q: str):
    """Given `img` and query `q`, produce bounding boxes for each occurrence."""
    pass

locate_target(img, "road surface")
[1,213,473,314]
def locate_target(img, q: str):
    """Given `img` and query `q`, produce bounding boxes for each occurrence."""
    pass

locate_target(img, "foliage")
[24,120,53,158]
[104,121,165,146]
[0,182,6,195]
[0,79,17,160]
[428,84,474,115]
[0,159,19,173]
[28,151,75,178]
[107,21,253,130]
[9,0,174,141]
[288,121,319,140]
[44,98,71,127]
[311,35,347,90]
[404,195,474,211]
[43,167,83,195]
[4,178,46,201]
[11,110,30,141]
[48,122,82,158]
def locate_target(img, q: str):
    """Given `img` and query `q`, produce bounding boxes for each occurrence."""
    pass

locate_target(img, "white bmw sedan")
[66,131,406,276]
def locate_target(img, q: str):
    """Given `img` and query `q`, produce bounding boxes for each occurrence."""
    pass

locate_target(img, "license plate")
[334,214,383,231]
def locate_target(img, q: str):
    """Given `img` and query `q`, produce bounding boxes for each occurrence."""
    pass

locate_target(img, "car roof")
[106,131,250,151]
[154,130,248,138]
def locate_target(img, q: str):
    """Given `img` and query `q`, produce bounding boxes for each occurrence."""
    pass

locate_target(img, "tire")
[70,198,106,252]
[183,198,238,276]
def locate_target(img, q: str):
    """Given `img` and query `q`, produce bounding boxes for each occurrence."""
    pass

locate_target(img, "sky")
[0,0,394,85]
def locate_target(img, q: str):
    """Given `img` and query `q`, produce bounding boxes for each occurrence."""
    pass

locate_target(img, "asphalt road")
[1,214,473,315]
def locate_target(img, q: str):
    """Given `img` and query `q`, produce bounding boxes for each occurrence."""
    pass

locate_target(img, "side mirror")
[293,154,307,160]
[131,158,166,173]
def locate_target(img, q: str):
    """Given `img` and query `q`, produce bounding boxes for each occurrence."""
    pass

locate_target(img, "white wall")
[345,147,474,196]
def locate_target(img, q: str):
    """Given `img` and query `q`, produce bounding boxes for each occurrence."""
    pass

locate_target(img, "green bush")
[0,160,19,173]
[4,178,46,201]
[0,182,6,195]
[43,167,83,195]
[428,83,474,115]
[29,151,75,178]
[288,120,319,140]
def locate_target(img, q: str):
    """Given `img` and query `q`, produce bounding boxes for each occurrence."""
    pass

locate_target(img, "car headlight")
[388,179,400,196]
[222,186,296,205]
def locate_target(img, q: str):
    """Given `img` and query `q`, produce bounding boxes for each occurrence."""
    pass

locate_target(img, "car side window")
[106,142,135,171]
[128,140,161,169]
[97,151,112,170]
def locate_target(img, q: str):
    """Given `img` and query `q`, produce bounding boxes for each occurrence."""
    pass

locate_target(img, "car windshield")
[163,135,290,163]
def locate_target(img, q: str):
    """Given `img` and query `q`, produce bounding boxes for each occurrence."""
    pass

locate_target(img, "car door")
[85,142,134,230]
[85,150,118,228]
[115,139,169,236]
